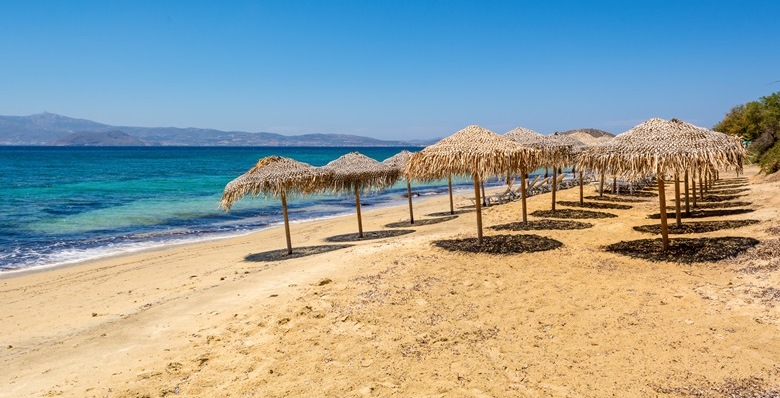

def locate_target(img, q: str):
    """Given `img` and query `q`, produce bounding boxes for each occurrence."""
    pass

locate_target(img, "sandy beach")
[2,165,779,397]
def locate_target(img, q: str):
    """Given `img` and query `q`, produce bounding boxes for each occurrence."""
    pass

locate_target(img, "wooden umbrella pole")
[481,179,487,207]
[674,173,682,227]
[280,190,293,255]
[599,173,605,197]
[579,170,584,205]
[448,174,454,215]
[612,176,617,194]
[551,167,558,211]
[406,179,414,224]
[691,169,697,208]
[699,170,704,200]
[684,169,690,215]
[473,172,483,245]
[521,170,528,224]
[657,170,670,251]
[354,186,364,238]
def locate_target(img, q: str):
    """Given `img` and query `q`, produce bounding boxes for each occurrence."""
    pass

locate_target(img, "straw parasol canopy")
[548,133,589,205]
[382,150,416,224]
[321,152,399,237]
[503,126,575,214]
[505,127,569,168]
[406,125,537,243]
[577,118,743,178]
[576,117,744,251]
[220,155,327,255]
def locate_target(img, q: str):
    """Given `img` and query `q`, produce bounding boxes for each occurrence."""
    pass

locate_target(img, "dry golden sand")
[1,166,779,397]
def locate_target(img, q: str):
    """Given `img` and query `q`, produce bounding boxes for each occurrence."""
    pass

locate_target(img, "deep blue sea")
[0,146,510,273]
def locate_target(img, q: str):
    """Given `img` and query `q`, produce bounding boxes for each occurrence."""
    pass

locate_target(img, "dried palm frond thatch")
[321,152,400,238]
[576,118,743,178]
[405,125,538,243]
[406,125,537,181]
[220,156,328,254]
[504,127,578,212]
[551,133,593,204]
[382,149,412,172]
[575,117,745,251]
[322,152,399,193]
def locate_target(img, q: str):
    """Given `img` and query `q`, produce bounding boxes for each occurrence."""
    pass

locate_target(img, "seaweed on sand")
[385,216,457,228]
[434,234,563,254]
[633,220,760,234]
[605,237,759,263]
[531,209,618,219]
[647,208,754,219]
[427,209,474,217]
[584,195,647,203]
[326,229,415,242]
[245,244,353,262]
[557,200,632,210]
[490,219,593,231]
[667,201,752,210]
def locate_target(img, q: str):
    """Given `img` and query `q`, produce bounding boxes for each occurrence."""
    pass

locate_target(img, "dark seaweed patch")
[426,209,474,217]
[434,234,563,255]
[245,244,353,262]
[633,220,760,234]
[648,208,754,219]
[557,200,632,210]
[666,201,752,210]
[490,219,593,231]
[605,237,759,263]
[531,209,617,219]
[584,195,647,203]
[385,216,457,228]
[699,194,746,202]
[326,229,415,242]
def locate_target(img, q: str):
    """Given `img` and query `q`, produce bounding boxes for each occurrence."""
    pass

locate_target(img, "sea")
[0,146,516,274]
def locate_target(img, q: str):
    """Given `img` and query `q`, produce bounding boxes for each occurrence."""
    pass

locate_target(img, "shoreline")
[3,167,778,397]
[0,181,481,277]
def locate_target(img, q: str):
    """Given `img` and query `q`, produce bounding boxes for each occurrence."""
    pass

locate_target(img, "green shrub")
[759,140,780,174]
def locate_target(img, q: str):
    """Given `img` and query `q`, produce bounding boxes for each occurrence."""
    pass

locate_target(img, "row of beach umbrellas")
[221,117,744,254]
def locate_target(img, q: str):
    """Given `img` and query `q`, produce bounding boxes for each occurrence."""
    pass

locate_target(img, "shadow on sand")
[385,216,458,228]
[605,237,759,263]
[490,219,593,231]
[648,208,754,219]
[245,244,354,262]
[633,220,761,234]
[325,229,415,242]
[434,234,563,254]
[531,209,618,219]
[557,200,632,210]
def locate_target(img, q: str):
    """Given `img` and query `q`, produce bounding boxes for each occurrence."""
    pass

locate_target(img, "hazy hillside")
[0,113,417,146]
[560,128,615,145]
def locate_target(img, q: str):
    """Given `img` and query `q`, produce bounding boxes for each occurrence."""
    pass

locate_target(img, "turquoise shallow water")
[0,146,507,273]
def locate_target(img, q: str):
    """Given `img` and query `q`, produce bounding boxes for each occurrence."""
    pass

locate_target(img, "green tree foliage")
[714,91,780,173]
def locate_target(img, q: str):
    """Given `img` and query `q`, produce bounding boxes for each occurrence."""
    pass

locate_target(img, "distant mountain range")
[0,113,615,147]
[0,113,420,146]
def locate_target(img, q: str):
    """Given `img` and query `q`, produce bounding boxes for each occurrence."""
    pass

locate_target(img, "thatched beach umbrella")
[547,133,588,204]
[406,125,537,244]
[322,152,399,238]
[504,127,566,217]
[220,156,327,255]
[577,117,743,250]
[382,150,416,224]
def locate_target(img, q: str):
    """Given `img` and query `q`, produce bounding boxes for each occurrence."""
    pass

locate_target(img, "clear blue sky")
[2,1,779,140]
